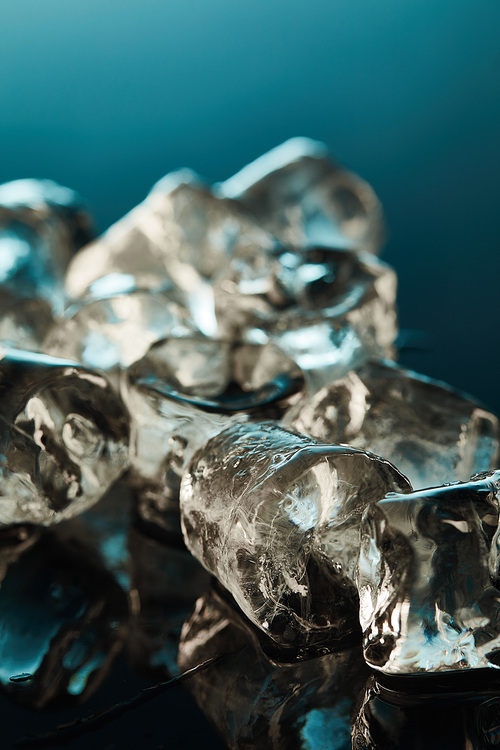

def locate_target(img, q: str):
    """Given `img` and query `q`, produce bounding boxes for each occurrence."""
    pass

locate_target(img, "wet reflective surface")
[353,673,500,749]
[5,497,500,749]
[179,584,371,749]
[0,142,498,749]
[0,485,223,750]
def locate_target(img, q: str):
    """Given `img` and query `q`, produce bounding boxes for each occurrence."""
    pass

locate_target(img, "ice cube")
[44,275,196,371]
[0,289,53,351]
[64,169,276,337]
[288,359,500,489]
[215,247,398,393]
[357,470,500,673]
[0,178,95,315]
[218,137,384,254]
[0,347,129,526]
[180,421,411,654]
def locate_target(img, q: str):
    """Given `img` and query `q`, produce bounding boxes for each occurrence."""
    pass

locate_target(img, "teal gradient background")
[1,0,499,410]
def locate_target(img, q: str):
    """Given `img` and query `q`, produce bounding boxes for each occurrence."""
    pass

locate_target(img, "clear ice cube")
[357,470,500,674]
[64,170,276,339]
[215,246,398,393]
[0,289,53,351]
[218,137,384,254]
[44,275,196,371]
[287,359,500,489]
[180,421,411,654]
[0,347,129,526]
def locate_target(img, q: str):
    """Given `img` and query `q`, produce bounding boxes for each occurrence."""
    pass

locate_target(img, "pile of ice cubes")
[1,136,499,699]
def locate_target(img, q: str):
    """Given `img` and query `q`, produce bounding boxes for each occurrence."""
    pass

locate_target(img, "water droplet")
[9,672,33,682]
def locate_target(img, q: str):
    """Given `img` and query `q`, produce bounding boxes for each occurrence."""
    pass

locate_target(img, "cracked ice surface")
[180,420,410,655]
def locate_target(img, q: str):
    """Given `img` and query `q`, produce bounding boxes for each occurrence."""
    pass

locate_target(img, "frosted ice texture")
[180,421,411,653]
[124,338,302,535]
[0,347,129,525]
[218,137,384,254]
[288,359,500,489]
[178,585,370,750]
[357,470,500,674]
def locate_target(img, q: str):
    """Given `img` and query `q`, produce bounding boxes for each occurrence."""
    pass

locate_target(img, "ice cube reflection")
[353,674,500,749]
[179,584,371,749]
[0,529,127,709]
